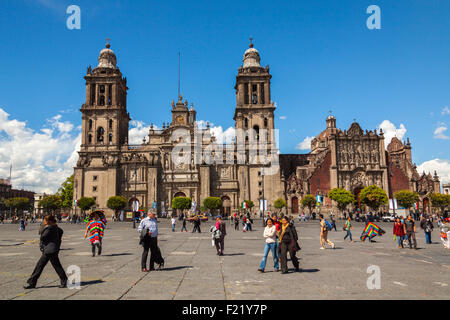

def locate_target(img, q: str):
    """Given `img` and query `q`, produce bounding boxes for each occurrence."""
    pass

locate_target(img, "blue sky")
[0,0,449,192]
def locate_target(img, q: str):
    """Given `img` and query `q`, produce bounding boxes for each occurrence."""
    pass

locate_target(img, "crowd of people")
[16,206,450,289]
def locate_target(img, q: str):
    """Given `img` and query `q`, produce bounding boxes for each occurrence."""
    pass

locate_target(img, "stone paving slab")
[0,220,449,300]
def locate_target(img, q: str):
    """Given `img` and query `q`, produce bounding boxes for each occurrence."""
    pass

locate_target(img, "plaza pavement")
[0,218,448,300]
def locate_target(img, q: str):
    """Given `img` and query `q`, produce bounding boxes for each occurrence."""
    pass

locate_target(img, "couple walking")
[258,216,300,274]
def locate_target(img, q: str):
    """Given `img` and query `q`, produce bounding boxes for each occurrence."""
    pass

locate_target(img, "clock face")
[176,116,184,124]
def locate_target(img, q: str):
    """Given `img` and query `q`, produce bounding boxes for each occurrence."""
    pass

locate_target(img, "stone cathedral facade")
[73,41,440,217]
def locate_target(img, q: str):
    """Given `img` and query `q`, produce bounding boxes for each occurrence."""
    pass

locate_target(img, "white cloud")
[417,159,450,185]
[295,136,314,150]
[434,125,450,140]
[195,120,235,144]
[129,120,151,145]
[377,120,407,147]
[279,116,287,120]
[442,106,450,115]
[0,108,81,194]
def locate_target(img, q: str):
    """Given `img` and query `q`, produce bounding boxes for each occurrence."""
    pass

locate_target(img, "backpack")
[324,220,333,231]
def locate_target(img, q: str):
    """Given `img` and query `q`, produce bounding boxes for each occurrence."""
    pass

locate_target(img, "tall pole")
[133,160,137,229]
[262,167,265,218]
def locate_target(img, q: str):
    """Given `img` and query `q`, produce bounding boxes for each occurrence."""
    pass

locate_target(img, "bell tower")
[234,39,276,148]
[81,40,130,150]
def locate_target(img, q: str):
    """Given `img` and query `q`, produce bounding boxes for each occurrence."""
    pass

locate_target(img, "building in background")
[73,41,440,217]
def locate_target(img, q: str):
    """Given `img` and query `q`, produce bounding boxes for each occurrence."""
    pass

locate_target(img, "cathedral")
[73,40,440,217]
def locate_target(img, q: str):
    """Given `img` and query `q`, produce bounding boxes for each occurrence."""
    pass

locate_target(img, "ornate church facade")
[73,41,440,217]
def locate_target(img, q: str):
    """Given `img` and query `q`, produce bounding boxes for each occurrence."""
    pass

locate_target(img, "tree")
[171,197,192,216]
[6,197,31,216]
[78,197,96,214]
[429,193,450,214]
[273,198,286,213]
[359,185,388,212]
[328,188,355,213]
[394,190,419,210]
[107,196,127,219]
[58,175,74,209]
[38,195,62,215]
[301,194,316,214]
[203,197,222,214]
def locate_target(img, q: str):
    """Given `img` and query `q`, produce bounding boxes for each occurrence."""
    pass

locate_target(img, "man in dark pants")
[214,215,227,255]
[25,215,67,289]
[405,215,417,249]
[138,211,159,272]
[192,216,201,233]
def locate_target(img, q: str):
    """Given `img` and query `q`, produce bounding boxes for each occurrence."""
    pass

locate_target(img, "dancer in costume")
[84,210,106,257]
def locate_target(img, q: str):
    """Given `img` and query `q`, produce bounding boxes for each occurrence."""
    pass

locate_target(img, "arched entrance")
[423,197,430,214]
[291,197,299,214]
[221,196,231,217]
[173,192,186,198]
[353,186,363,212]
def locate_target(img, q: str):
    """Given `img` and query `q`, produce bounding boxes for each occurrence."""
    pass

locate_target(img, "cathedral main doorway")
[221,196,231,217]
[291,197,299,214]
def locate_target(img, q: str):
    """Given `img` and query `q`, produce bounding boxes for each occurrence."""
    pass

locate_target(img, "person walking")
[24,215,67,289]
[330,214,337,231]
[258,218,279,272]
[234,214,239,231]
[343,217,353,242]
[84,212,106,257]
[171,216,176,232]
[319,214,335,249]
[405,215,417,249]
[393,217,406,249]
[138,211,162,272]
[181,216,188,232]
[246,214,253,232]
[192,215,201,233]
[420,216,434,244]
[278,217,300,274]
[19,218,26,231]
[439,217,450,249]
[212,215,226,255]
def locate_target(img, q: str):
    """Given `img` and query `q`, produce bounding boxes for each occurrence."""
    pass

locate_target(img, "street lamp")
[132,160,137,229]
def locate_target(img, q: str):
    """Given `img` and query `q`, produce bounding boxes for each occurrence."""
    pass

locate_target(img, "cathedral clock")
[176,116,184,124]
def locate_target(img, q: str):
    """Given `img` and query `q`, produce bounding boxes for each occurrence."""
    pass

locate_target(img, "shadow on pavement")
[101,253,133,257]
[160,266,193,271]
[223,253,245,256]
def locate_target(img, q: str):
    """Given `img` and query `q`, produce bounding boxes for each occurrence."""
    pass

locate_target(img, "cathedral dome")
[97,41,117,69]
[243,39,261,68]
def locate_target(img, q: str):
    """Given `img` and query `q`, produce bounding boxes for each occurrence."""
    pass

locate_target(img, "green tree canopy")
[38,195,62,214]
[328,188,355,212]
[359,185,388,212]
[203,197,222,212]
[274,198,286,210]
[394,190,419,210]
[107,196,127,214]
[78,197,96,212]
[6,197,31,215]
[429,193,450,213]
[301,194,316,214]
[172,197,192,212]
[58,175,74,209]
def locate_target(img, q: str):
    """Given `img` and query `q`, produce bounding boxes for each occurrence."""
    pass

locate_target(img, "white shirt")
[263,225,277,243]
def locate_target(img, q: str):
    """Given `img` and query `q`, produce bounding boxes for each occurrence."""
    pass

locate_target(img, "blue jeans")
[397,235,403,247]
[259,242,279,270]
[171,224,175,232]
[344,229,352,241]
[424,231,431,244]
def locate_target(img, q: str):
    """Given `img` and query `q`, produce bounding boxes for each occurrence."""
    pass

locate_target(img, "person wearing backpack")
[212,215,226,255]
[319,214,335,250]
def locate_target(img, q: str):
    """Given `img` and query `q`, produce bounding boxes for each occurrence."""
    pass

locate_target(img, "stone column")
[86,84,91,105]
[95,84,99,106]
[257,83,262,104]
[264,82,270,104]
[147,166,158,212]
[248,82,252,105]
[238,83,244,105]
[105,84,110,106]
[112,84,117,106]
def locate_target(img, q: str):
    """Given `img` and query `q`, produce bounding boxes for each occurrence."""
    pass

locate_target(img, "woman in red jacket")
[393,217,406,248]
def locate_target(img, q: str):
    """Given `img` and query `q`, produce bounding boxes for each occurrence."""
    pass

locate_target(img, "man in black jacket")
[24,215,67,289]
[279,217,300,274]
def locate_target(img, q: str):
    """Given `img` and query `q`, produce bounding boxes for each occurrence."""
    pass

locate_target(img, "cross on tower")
[106,38,111,48]
[249,37,254,48]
